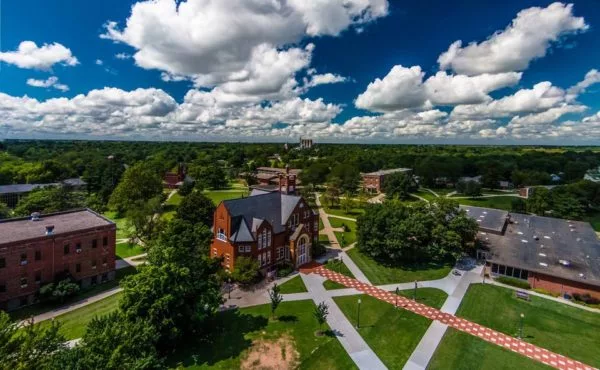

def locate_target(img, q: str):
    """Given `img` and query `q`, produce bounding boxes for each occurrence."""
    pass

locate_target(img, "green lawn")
[319,195,364,219]
[165,192,183,206]
[319,217,324,231]
[168,300,357,369]
[38,293,122,340]
[10,266,137,321]
[583,211,600,232]
[278,275,308,294]
[116,241,145,259]
[323,259,355,290]
[329,218,357,247]
[456,196,517,211]
[346,248,453,285]
[334,288,447,368]
[411,189,438,201]
[429,328,551,370]
[102,211,131,239]
[448,284,600,367]
[203,190,247,205]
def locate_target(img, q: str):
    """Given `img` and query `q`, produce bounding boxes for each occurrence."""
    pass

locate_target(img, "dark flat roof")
[0,183,56,195]
[461,205,508,234]
[477,209,600,287]
[0,209,114,245]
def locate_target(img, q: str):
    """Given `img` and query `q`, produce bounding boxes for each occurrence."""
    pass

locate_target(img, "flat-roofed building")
[0,209,116,311]
[0,178,87,208]
[464,205,600,298]
[361,168,412,193]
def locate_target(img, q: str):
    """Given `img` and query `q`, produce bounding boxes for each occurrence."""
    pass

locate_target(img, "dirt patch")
[241,335,299,370]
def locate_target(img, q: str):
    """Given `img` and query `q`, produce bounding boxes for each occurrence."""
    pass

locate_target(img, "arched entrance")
[297,234,309,266]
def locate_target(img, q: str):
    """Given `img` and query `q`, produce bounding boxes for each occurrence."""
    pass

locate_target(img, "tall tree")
[14,185,85,216]
[108,162,163,214]
[175,191,215,227]
[126,196,165,244]
[313,301,329,335]
[269,283,283,319]
[382,172,416,199]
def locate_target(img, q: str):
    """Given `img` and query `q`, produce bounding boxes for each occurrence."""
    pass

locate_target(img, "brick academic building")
[210,185,318,274]
[361,168,412,193]
[464,205,600,299]
[0,209,116,311]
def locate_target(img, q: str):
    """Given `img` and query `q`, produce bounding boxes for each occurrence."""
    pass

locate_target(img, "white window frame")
[238,245,244,253]
[245,245,251,252]
[217,228,227,241]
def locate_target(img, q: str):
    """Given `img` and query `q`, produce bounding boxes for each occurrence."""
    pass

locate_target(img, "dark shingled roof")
[475,208,600,287]
[223,192,301,242]
[0,209,114,245]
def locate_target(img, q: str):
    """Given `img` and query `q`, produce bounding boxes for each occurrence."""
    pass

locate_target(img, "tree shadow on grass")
[278,315,298,322]
[167,309,268,368]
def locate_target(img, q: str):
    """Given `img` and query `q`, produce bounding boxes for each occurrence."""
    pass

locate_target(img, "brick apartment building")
[210,189,318,274]
[163,163,193,189]
[0,209,116,311]
[464,205,600,298]
[252,166,301,193]
[361,168,412,193]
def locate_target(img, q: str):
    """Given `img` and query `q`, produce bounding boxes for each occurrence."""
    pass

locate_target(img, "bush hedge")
[532,288,560,297]
[495,276,531,290]
[573,293,600,305]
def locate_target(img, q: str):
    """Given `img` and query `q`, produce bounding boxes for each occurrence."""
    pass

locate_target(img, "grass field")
[319,195,364,219]
[102,211,131,239]
[115,241,145,259]
[38,293,122,340]
[203,190,247,205]
[323,259,355,290]
[165,192,183,206]
[346,248,452,285]
[456,196,517,211]
[168,300,357,369]
[334,288,447,368]
[278,275,308,294]
[329,217,357,247]
[583,211,600,232]
[411,189,438,201]
[446,284,600,367]
[429,328,551,370]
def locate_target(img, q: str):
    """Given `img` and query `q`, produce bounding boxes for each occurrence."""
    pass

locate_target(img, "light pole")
[356,298,362,329]
[414,280,418,301]
[395,287,400,309]
[518,313,525,339]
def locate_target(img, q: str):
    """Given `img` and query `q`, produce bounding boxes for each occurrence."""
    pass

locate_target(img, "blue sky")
[0,0,599,143]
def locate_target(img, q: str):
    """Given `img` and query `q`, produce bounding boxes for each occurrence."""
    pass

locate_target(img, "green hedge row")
[495,276,531,289]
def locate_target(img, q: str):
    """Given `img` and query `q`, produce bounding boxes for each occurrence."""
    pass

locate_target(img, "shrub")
[277,264,294,278]
[231,256,261,284]
[532,288,560,297]
[495,276,531,289]
[573,293,600,305]
[312,242,327,258]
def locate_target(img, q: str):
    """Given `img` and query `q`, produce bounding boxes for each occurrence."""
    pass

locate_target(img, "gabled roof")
[222,192,302,240]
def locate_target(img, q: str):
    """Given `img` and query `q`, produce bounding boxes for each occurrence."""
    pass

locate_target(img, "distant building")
[517,185,557,199]
[584,166,600,183]
[163,163,193,189]
[251,166,301,194]
[210,191,318,274]
[464,205,600,299]
[361,168,412,193]
[0,209,116,311]
[299,138,313,150]
[0,178,87,208]
[458,175,482,184]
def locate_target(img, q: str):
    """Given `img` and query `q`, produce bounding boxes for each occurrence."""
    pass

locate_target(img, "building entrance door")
[297,235,308,266]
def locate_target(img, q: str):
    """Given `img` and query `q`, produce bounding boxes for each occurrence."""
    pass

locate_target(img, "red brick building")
[465,205,600,299]
[361,168,412,193]
[210,190,318,274]
[252,166,301,193]
[163,163,191,189]
[0,209,116,311]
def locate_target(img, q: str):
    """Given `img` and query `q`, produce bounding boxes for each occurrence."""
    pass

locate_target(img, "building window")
[101,273,108,282]
[76,243,82,253]
[491,263,498,274]
[238,245,245,253]
[0,283,5,293]
[102,257,107,266]
[35,271,42,284]
[267,230,272,247]
[91,276,97,285]
[20,254,28,265]
[0,258,5,269]
[499,265,506,275]
[76,263,81,273]
[314,221,318,231]
[91,260,97,269]
[20,277,28,288]
[266,251,271,265]
[92,239,98,248]
[34,250,41,261]
[64,244,70,255]
[103,236,108,246]
[245,245,251,252]
[217,228,227,241]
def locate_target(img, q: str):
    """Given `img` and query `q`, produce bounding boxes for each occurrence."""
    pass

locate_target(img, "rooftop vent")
[558,259,571,267]
[539,262,548,267]
[31,212,41,221]
[45,225,54,236]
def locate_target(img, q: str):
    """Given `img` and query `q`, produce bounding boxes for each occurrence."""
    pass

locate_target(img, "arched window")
[267,230,272,247]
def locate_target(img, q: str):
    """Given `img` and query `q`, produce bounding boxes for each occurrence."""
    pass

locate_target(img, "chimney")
[45,225,55,235]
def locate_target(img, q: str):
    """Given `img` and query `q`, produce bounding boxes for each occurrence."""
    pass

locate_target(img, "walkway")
[301,272,386,370]
[309,266,595,370]
[115,253,147,270]
[315,192,341,249]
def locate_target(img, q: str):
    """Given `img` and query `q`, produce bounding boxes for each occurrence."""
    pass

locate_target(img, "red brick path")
[311,266,596,370]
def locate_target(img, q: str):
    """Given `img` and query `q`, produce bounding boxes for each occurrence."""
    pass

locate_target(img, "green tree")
[323,181,341,207]
[175,191,215,227]
[177,179,196,197]
[313,301,329,334]
[328,163,360,194]
[53,312,161,370]
[269,283,283,319]
[14,186,85,216]
[0,202,10,219]
[108,162,163,214]
[340,193,355,214]
[511,198,527,213]
[0,311,67,370]
[300,162,330,186]
[231,256,260,285]
[382,172,416,199]
[51,279,80,303]
[191,164,228,190]
[125,196,165,244]
[456,180,482,197]
[527,187,551,215]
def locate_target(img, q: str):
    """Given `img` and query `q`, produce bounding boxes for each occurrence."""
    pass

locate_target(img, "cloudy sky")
[1,0,599,144]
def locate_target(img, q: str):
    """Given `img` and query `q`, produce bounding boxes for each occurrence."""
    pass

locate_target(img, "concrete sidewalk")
[301,273,387,370]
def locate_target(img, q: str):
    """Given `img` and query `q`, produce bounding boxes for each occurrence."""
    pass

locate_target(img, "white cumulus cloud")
[0,41,79,70]
[26,76,70,92]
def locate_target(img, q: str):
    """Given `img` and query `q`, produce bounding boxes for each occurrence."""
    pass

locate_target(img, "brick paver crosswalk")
[310,266,596,370]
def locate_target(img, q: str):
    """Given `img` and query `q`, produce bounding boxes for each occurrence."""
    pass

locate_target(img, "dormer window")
[217,228,227,241]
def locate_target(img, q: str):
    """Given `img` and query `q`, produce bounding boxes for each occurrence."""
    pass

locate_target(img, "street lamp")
[414,280,418,301]
[519,313,525,339]
[356,298,362,329]
[395,287,400,309]
[227,278,232,299]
